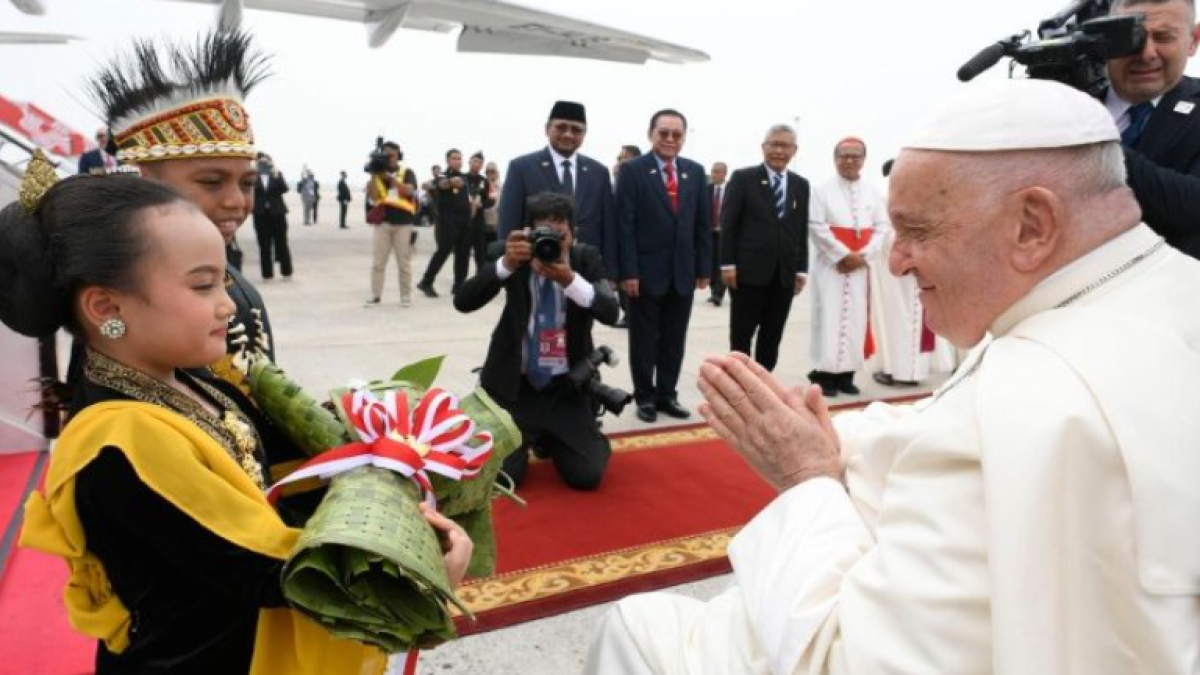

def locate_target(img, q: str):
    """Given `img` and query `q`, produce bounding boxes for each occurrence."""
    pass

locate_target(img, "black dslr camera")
[529,228,564,264]
[566,346,633,417]
[957,0,1146,97]
[364,136,390,174]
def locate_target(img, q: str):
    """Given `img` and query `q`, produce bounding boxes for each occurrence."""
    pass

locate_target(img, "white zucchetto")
[904,78,1120,152]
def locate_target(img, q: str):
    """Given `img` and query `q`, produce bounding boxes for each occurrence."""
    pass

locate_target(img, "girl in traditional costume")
[0,168,472,674]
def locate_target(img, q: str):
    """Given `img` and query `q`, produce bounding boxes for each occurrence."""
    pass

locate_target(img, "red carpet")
[453,422,776,635]
[0,451,93,675]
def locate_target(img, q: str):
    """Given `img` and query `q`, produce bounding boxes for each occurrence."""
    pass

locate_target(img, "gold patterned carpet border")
[451,526,739,616]
[610,425,718,454]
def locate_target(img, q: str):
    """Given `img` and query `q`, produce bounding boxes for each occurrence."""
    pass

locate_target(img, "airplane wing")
[0,30,78,44]
[7,0,46,16]
[165,0,710,64]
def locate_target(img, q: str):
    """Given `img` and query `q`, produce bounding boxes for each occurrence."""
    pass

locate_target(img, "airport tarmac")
[245,195,943,674]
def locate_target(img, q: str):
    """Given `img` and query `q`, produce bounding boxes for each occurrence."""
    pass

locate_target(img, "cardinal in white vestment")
[807,138,888,397]
[584,79,1200,675]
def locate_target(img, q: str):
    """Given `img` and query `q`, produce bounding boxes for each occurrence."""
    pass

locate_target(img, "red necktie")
[711,185,721,229]
[665,162,679,212]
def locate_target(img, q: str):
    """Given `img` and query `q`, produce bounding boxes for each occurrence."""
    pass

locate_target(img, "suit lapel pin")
[1174,101,1195,115]
[541,161,550,167]
[681,172,688,180]
[650,169,658,175]
[582,165,589,172]
[760,180,768,185]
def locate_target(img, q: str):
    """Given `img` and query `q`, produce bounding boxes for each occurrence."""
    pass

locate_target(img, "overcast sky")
[5,0,1199,186]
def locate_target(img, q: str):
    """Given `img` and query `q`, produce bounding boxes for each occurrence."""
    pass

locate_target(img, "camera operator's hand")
[533,257,575,287]
[449,176,465,189]
[503,230,532,271]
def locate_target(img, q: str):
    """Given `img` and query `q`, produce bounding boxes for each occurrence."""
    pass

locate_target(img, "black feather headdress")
[88,29,270,163]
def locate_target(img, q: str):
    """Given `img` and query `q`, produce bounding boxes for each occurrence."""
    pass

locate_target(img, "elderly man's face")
[649,114,687,161]
[761,133,797,173]
[887,151,1011,348]
[834,141,866,181]
[1108,0,1200,103]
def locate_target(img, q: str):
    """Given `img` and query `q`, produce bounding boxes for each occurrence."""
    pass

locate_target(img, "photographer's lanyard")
[528,276,568,387]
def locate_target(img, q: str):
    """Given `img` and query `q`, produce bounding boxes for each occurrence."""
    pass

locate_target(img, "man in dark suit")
[720,125,810,372]
[77,129,116,175]
[1106,0,1200,258]
[336,171,351,228]
[707,161,729,307]
[455,192,620,490]
[252,152,292,279]
[498,101,617,277]
[418,148,490,296]
[616,109,712,423]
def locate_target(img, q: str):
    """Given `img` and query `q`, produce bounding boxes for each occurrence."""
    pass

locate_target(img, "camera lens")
[531,229,563,263]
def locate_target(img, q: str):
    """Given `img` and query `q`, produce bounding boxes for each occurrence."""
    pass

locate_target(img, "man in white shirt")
[585,79,1200,675]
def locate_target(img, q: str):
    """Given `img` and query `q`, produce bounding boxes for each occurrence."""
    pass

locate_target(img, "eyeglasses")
[551,122,586,134]
[765,141,796,150]
[654,129,685,140]
[836,153,865,161]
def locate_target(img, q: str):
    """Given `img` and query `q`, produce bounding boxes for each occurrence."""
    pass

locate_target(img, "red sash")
[830,226,873,252]
[830,226,875,359]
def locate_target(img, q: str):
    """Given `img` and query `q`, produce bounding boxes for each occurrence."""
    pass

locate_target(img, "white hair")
[762,124,796,143]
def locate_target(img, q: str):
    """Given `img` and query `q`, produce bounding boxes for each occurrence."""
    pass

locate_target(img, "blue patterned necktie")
[772,172,786,219]
[526,277,559,390]
[1122,102,1154,147]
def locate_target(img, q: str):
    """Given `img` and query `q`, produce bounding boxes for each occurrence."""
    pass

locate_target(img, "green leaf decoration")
[390,356,445,390]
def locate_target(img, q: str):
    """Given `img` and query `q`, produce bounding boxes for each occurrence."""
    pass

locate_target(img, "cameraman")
[454,192,620,490]
[1106,0,1200,258]
[365,140,419,306]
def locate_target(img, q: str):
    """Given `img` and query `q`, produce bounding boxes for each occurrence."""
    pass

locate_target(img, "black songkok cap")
[549,101,586,124]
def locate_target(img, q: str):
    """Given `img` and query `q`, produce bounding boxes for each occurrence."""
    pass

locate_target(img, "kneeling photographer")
[454,192,621,490]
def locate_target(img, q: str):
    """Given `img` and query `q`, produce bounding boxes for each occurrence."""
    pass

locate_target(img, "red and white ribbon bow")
[266,387,493,505]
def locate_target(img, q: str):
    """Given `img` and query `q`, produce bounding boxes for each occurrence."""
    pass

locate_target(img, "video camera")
[566,346,633,417]
[956,0,1146,97]
[364,136,392,175]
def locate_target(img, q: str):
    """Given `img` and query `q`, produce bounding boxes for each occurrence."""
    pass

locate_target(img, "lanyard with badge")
[533,276,568,371]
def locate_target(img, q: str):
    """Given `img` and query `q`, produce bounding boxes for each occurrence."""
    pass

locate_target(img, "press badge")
[537,328,568,369]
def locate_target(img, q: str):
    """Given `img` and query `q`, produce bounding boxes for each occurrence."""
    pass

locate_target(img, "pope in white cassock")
[806,138,888,397]
[583,79,1200,675]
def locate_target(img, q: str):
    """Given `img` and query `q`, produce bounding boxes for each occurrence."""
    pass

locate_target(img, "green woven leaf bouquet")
[246,357,521,653]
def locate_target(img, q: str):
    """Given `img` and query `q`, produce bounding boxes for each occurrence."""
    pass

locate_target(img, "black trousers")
[627,288,694,405]
[253,213,292,279]
[496,377,611,490]
[470,216,490,274]
[730,280,794,372]
[421,219,471,288]
[709,231,725,302]
[338,201,349,227]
